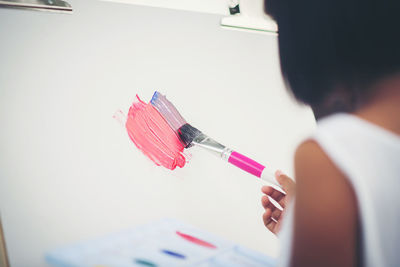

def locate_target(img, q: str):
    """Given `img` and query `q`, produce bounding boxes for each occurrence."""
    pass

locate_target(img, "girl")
[260,1,400,266]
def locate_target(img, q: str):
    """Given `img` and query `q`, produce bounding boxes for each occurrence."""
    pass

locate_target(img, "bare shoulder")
[294,139,352,191]
[290,140,359,267]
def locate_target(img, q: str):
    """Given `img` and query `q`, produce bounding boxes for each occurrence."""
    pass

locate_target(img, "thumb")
[275,170,295,195]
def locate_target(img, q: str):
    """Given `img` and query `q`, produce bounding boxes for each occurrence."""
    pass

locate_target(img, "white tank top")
[278,113,400,267]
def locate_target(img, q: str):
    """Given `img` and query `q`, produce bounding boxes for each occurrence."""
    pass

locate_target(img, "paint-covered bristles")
[178,124,202,148]
[150,91,187,132]
[150,91,202,148]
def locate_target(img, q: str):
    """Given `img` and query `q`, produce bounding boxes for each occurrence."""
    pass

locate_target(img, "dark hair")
[265,0,400,117]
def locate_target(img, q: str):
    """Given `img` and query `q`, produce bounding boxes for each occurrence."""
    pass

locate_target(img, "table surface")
[0,1,316,266]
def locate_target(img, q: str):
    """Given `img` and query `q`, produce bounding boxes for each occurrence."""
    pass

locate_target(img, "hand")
[261,170,295,234]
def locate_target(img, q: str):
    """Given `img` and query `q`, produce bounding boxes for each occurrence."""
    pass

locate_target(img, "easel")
[0,218,9,267]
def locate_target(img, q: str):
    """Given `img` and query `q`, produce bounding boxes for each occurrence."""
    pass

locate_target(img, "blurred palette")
[46,218,276,267]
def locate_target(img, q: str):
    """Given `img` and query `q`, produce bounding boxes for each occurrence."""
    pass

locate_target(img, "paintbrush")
[150,91,280,186]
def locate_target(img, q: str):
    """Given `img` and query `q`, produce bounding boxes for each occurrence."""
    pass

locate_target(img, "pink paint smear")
[176,231,217,249]
[125,95,186,170]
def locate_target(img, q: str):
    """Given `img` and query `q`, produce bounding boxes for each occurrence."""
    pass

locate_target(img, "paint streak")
[161,249,186,259]
[125,95,186,170]
[176,231,217,249]
[134,258,158,266]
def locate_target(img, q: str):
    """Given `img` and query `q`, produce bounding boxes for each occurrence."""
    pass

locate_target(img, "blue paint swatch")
[161,249,186,259]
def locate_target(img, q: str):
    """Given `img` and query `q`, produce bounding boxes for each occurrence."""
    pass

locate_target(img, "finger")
[271,207,282,221]
[261,195,278,210]
[274,217,283,233]
[275,170,296,203]
[261,186,286,200]
[262,195,283,220]
[270,189,286,206]
[263,209,278,234]
[261,195,284,220]
[275,170,295,192]
[261,186,286,207]
[261,195,273,209]
[261,185,274,195]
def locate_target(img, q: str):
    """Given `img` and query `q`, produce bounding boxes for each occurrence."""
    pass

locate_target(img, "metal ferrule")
[192,133,232,161]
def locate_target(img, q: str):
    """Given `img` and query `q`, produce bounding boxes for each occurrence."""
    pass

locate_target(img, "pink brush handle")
[228,151,279,186]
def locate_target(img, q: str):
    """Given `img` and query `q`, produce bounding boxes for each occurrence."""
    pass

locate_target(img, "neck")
[355,73,400,135]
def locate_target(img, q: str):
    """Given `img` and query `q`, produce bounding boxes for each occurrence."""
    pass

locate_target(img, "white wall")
[101,0,230,15]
